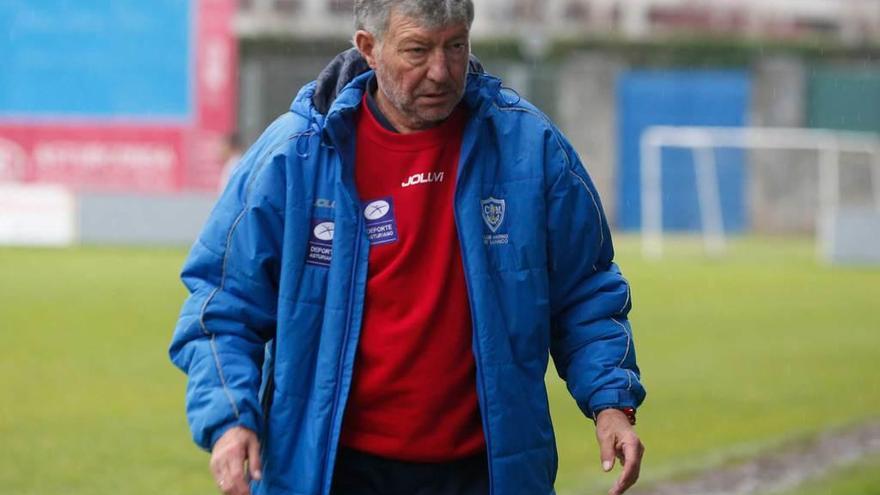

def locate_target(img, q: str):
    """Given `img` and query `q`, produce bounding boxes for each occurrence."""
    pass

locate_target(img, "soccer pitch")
[770,453,880,495]
[0,237,878,495]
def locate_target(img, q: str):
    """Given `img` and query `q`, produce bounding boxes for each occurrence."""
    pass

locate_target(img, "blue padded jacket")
[169,66,645,495]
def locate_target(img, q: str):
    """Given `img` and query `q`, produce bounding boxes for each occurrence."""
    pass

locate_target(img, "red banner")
[0,124,186,192]
[196,0,238,134]
[186,0,240,191]
[0,0,238,193]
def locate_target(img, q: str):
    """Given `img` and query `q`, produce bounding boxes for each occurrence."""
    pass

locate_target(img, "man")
[169,1,646,494]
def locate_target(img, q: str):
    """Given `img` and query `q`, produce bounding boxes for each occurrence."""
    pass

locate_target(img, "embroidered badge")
[306,219,334,267]
[481,197,509,245]
[363,197,399,246]
[481,197,506,233]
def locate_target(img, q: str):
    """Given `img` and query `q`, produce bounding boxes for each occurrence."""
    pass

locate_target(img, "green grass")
[550,236,880,493]
[0,247,206,495]
[767,454,880,495]
[0,237,878,495]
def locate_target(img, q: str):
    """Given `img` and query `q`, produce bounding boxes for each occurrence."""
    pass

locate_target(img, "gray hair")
[354,0,474,40]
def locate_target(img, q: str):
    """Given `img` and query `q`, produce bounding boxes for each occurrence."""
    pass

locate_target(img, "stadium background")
[1,1,879,494]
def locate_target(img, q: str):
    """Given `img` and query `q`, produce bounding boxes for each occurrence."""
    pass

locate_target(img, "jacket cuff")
[581,388,641,420]
[206,411,262,451]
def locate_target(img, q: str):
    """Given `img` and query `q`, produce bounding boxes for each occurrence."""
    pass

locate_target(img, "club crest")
[481,197,506,233]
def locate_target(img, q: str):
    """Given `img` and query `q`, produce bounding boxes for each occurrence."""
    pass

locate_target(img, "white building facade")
[235,0,880,44]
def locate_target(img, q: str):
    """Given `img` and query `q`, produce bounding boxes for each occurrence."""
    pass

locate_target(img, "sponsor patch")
[306,219,334,267]
[363,197,399,246]
[481,197,509,245]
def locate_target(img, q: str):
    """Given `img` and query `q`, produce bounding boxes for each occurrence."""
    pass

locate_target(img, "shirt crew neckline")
[359,91,468,152]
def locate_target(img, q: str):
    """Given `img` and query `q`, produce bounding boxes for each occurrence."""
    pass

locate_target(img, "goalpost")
[639,126,880,260]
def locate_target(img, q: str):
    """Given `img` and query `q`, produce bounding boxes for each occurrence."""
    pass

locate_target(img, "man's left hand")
[595,408,645,495]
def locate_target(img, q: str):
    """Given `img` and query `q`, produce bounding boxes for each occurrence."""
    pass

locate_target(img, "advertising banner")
[0,0,237,192]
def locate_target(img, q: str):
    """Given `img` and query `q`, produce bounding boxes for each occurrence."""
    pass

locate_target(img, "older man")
[169,1,646,494]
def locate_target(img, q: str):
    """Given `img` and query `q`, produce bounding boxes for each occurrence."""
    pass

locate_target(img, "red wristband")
[595,407,637,426]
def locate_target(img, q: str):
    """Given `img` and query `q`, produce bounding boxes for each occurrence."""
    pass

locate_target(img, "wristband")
[594,407,636,426]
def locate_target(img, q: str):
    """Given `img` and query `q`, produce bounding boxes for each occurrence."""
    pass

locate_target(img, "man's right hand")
[210,426,263,495]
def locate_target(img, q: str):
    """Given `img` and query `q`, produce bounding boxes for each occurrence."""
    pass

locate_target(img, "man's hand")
[595,409,645,495]
[210,426,263,495]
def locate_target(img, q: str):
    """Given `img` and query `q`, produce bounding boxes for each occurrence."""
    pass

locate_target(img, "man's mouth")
[418,92,450,102]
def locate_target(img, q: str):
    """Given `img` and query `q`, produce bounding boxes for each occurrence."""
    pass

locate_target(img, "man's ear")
[354,30,379,69]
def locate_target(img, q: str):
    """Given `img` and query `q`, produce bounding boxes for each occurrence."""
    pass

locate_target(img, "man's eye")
[405,47,427,54]
[448,43,468,54]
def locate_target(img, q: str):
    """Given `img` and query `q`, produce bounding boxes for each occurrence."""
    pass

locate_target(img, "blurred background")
[1,1,878,494]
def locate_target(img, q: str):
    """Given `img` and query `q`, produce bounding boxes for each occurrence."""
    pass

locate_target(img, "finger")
[598,432,617,472]
[215,442,250,495]
[226,458,251,495]
[247,436,263,481]
[217,477,231,495]
[211,450,233,494]
[210,453,224,481]
[216,457,235,495]
[611,439,643,495]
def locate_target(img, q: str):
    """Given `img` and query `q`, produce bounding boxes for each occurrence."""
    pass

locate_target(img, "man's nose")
[426,50,451,84]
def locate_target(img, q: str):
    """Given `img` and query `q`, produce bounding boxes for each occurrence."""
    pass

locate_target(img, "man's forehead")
[385,9,469,41]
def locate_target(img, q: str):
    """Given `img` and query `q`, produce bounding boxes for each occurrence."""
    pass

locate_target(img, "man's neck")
[366,76,399,133]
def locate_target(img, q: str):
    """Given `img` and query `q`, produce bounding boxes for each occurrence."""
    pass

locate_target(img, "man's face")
[358,10,470,132]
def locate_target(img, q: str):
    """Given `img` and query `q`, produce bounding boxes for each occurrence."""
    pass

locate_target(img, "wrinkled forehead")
[384,8,470,42]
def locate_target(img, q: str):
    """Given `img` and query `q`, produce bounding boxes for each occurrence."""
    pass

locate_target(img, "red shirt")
[339,95,485,461]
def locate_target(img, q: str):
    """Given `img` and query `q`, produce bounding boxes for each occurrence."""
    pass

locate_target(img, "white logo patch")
[363,197,399,245]
[313,222,335,241]
[307,219,334,267]
[314,198,335,209]
[401,171,444,188]
[364,200,391,220]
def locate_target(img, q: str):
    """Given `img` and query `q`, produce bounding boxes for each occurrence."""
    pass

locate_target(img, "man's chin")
[415,106,457,126]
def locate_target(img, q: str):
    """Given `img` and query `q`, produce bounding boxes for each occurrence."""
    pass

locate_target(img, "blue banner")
[0,0,192,119]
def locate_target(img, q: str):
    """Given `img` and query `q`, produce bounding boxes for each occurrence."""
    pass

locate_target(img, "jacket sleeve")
[169,116,293,451]
[544,128,646,420]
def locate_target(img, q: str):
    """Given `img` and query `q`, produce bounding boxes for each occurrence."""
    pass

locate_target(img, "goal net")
[639,126,880,263]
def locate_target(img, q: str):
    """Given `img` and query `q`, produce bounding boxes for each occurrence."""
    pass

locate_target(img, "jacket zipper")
[321,212,363,494]
[259,362,274,472]
[260,370,274,422]
[453,143,495,495]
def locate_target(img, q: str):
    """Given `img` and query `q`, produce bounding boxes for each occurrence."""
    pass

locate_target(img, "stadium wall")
[77,193,215,246]
[748,57,815,234]
[0,185,214,247]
